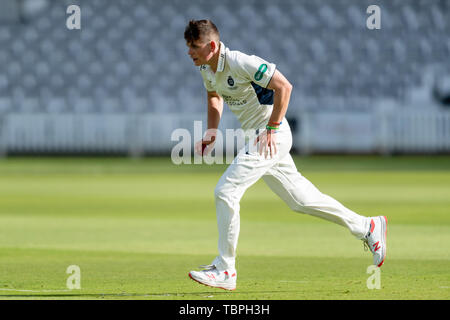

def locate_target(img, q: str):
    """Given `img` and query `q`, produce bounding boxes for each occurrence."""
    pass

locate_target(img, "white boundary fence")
[297,109,450,154]
[0,110,449,155]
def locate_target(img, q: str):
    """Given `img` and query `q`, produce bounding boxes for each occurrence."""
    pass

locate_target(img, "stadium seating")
[0,0,448,115]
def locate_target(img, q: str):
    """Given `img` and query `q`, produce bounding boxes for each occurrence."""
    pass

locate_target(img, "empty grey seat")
[0,0,447,116]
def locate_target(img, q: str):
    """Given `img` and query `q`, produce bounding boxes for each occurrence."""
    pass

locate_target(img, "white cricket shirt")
[199,42,276,130]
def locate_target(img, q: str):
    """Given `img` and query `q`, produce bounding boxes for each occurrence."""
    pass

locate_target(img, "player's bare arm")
[207,90,223,130]
[195,90,223,156]
[267,69,292,124]
[255,70,293,158]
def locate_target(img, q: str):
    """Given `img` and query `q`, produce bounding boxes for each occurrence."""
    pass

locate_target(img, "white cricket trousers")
[211,119,369,272]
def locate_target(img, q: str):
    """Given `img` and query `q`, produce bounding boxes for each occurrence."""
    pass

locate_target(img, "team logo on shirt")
[227,75,235,87]
[254,64,268,81]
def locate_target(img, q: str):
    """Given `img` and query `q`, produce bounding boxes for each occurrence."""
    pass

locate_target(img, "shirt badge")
[227,76,235,87]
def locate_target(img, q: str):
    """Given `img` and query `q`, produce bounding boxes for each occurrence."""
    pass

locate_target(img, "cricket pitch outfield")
[0,155,449,300]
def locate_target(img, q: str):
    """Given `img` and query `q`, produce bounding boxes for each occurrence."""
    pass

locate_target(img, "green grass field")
[0,155,449,300]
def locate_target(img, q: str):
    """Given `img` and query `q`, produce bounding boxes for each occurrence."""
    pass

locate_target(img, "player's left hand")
[254,129,277,158]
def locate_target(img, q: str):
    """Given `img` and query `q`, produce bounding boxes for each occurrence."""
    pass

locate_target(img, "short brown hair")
[184,19,220,45]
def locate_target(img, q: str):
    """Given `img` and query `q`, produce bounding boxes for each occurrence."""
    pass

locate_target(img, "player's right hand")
[194,129,217,156]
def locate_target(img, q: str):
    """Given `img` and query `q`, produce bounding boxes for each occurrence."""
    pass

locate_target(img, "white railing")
[386,111,450,153]
[0,110,449,155]
[297,109,450,154]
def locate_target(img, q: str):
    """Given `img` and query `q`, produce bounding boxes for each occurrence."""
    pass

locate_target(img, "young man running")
[184,19,387,291]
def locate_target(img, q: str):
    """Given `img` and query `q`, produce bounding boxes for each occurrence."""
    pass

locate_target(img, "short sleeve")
[234,53,276,88]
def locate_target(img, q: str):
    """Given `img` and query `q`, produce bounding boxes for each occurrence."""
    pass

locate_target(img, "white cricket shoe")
[188,264,237,291]
[363,216,388,267]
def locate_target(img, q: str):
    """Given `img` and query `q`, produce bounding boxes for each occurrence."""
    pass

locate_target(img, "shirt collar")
[216,41,226,73]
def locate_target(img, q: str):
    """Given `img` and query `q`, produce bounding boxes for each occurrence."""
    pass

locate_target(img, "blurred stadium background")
[0,0,449,156]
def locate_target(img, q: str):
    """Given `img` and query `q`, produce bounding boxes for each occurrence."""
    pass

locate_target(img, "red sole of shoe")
[188,273,236,291]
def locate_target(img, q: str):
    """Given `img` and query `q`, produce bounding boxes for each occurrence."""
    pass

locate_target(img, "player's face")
[187,38,213,66]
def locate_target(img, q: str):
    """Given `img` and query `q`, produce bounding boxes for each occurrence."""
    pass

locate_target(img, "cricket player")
[184,19,387,291]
